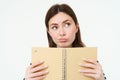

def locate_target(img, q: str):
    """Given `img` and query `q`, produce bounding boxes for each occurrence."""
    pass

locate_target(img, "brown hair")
[45,4,85,47]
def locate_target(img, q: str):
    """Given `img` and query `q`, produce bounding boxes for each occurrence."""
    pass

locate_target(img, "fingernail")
[79,63,83,66]
[79,70,82,72]
[30,63,32,65]
[44,65,48,68]
[39,61,44,63]
[45,71,49,74]
[82,58,87,60]
[43,76,46,78]
[79,63,81,66]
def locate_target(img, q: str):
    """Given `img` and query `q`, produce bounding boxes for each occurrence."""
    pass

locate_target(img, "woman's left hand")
[79,58,104,80]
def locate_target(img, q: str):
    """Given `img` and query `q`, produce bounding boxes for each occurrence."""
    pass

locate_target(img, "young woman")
[24,4,106,80]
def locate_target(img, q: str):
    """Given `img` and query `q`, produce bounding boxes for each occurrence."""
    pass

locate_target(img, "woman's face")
[48,12,78,48]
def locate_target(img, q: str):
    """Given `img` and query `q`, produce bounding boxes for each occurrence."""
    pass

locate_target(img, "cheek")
[49,32,58,40]
[67,27,77,35]
[67,29,76,40]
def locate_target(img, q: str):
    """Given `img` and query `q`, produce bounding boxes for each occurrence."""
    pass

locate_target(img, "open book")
[32,47,97,80]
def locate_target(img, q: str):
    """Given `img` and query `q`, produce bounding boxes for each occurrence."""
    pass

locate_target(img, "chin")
[57,44,71,48]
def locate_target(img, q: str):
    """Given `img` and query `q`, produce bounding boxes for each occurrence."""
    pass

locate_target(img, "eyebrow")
[49,19,72,27]
[50,23,58,27]
[63,20,71,23]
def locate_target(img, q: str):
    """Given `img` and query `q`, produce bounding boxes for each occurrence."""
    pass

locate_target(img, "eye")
[51,26,58,30]
[65,22,71,28]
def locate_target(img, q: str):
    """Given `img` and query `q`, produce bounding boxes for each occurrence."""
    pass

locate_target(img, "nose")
[59,28,66,36]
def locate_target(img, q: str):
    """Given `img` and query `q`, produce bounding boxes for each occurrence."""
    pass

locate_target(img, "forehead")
[49,12,74,24]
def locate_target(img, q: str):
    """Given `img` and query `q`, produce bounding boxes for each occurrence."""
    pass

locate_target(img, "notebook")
[32,47,97,80]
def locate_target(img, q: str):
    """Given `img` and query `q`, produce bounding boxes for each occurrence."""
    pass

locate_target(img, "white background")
[1,0,120,80]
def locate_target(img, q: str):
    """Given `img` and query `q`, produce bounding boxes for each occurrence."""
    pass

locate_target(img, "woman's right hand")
[25,61,49,80]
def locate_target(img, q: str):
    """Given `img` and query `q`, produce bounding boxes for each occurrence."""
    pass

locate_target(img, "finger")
[83,58,97,64]
[31,65,48,73]
[32,75,46,80]
[79,63,96,69]
[30,71,49,78]
[79,69,96,74]
[31,61,44,68]
[82,73,96,79]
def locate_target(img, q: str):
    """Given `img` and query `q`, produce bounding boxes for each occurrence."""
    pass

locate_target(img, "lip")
[58,38,67,42]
